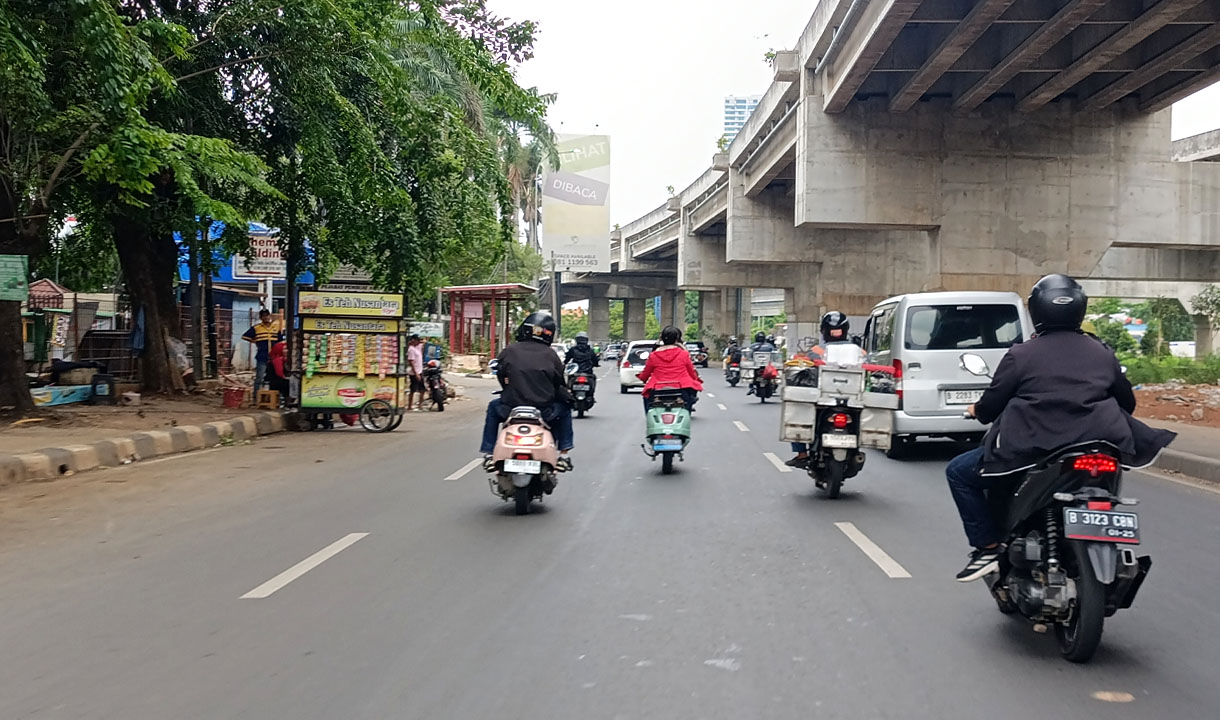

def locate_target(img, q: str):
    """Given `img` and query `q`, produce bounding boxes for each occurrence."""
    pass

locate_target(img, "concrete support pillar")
[624,297,646,343]
[726,288,751,338]
[1194,315,1216,359]
[588,293,610,344]
[784,287,821,349]
[698,291,722,337]
[659,290,678,329]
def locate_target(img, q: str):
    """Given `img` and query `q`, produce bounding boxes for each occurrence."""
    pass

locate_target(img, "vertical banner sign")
[542,134,611,272]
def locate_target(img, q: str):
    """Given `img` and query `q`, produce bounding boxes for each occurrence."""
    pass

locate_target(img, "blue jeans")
[254,360,268,390]
[481,398,574,454]
[791,443,809,453]
[946,447,1000,549]
[643,388,698,414]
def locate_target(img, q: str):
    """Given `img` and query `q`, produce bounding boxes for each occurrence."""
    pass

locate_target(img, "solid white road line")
[764,452,793,473]
[445,458,484,481]
[717,403,727,411]
[834,522,912,579]
[707,393,716,398]
[121,446,225,467]
[240,533,369,599]
[733,421,750,432]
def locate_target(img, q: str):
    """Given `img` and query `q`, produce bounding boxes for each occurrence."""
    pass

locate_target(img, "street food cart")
[296,290,406,432]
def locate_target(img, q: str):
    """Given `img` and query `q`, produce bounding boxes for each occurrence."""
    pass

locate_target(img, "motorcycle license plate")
[1063,508,1140,544]
[653,440,684,452]
[821,433,858,449]
[503,459,541,474]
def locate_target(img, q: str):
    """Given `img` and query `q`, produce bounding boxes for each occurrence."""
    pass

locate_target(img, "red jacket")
[638,344,703,396]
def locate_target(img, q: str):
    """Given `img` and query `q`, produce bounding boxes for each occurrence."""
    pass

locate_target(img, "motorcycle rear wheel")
[1055,541,1106,663]
[661,452,675,474]
[514,486,532,515]
[577,407,585,418]
[431,387,446,412]
[822,457,845,499]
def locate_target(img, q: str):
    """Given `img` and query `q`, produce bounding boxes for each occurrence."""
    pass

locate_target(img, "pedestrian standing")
[406,334,426,412]
[242,309,283,392]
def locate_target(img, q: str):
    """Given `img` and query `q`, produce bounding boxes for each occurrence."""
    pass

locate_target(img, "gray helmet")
[575,332,589,346]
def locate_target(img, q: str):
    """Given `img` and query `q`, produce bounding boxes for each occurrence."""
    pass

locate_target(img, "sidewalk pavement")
[0,411,288,489]
[1146,419,1220,485]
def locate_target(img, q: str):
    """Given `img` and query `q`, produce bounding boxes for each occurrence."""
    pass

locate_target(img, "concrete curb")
[0,411,291,490]
[1151,448,1220,485]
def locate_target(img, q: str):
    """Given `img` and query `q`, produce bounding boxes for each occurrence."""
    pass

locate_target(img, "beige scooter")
[488,405,562,514]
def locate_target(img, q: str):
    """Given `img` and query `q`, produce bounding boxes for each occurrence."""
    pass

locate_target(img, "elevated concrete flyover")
[800,0,1220,115]
[1174,127,1220,161]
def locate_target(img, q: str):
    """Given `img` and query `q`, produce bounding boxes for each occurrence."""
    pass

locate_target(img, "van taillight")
[892,359,903,406]
[622,359,631,368]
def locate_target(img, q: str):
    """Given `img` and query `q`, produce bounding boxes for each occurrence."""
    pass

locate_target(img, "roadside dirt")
[1133,383,1220,429]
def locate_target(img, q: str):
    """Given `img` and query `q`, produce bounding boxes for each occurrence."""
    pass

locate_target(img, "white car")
[618,340,657,393]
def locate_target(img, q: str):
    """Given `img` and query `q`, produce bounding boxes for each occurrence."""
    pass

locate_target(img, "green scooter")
[642,387,692,474]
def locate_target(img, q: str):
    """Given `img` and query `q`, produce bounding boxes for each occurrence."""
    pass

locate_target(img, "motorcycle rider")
[563,331,600,395]
[480,312,574,471]
[786,311,867,467]
[639,325,703,414]
[947,274,1176,582]
[724,337,743,374]
[745,332,778,396]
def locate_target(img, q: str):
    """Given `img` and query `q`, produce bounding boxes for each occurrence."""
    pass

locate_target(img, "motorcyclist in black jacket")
[480,313,574,471]
[946,274,1176,582]
[564,332,600,395]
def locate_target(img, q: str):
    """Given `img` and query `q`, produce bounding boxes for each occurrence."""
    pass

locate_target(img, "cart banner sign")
[0,254,29,301]
[232,233,286,279]
[408,321,444,337]
[542,134,611,272]
[300,375,403,409]
[303,317,399,333]
[298,291,403,317]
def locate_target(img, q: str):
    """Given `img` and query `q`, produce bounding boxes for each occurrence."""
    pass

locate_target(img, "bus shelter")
[441,283,538,356]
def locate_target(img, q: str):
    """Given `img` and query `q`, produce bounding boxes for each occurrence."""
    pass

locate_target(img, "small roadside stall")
[295,290,407,432]
[440,283,538,358]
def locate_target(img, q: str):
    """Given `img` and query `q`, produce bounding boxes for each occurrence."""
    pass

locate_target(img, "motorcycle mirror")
[851,335,863,346]
[959,353,991,378]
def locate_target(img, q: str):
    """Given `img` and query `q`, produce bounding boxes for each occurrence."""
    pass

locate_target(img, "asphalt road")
[1,368,1219,719]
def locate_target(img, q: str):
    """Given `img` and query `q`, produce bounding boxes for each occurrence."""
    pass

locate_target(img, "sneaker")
[955,546,1002,583]
[482,455,496,472]
[785,455,810,468]
[556,456,573,472]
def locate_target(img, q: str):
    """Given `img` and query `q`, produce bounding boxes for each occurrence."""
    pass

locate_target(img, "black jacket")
[975,330,1175,475]
[564,344,599,374]
[725,345,742,364]
[497,341,571,410]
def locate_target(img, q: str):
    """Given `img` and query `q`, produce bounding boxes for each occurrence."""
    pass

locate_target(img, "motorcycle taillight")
[1072,453,1118,476]
[507,433,542,447]
[576,377,588,383]
[832,413,849,429]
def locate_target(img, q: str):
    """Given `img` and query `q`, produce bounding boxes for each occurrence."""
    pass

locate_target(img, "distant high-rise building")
[722,95,762,144]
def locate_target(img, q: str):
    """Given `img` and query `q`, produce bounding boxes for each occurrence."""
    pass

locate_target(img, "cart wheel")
[359,399,396,432]
[387,412,405,431]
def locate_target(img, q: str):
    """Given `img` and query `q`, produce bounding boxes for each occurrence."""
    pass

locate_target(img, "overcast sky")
[490,0,1220,225]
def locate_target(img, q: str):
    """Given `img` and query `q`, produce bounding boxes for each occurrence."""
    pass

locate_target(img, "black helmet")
[728,336,737,344]
[1029,274,1087,333]
[754,332,766,344]
[516,312,556,344]
[766,334,775,344]
[575,331,589,346]
[820,311,850,343]
[661,325,682,345]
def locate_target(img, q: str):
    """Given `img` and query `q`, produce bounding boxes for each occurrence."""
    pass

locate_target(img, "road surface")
[1,369,1218,719]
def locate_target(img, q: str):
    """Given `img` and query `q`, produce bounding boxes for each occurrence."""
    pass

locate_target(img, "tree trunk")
[0,190,42,413]
[112,213,184,394]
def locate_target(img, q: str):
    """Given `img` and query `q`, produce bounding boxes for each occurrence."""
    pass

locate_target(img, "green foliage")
[609,299,623,340]
[1122,354,1220,386]
[1089,316,1137,355]
[33,225,119,292]
[645,305,660,340]
[716,135,729,152]
[1129,298,1192,343]
[1088,297,1123,315]
[1192,285,1220,324]
[1139,320,1170,357]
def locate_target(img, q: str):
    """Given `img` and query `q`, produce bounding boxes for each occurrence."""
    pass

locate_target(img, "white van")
[861,291,1034,458]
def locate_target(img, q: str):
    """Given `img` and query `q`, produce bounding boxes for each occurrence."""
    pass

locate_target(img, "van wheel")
[886,436,911,460]
[620,385,629,395]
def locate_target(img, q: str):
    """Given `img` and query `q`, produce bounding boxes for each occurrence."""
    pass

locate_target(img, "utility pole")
[550,251,561,337]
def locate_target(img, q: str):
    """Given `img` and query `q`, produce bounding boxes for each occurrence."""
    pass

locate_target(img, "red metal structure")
[441,284,538,356]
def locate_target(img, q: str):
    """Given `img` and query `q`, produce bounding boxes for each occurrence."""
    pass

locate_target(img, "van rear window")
[904,304,1022,350]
